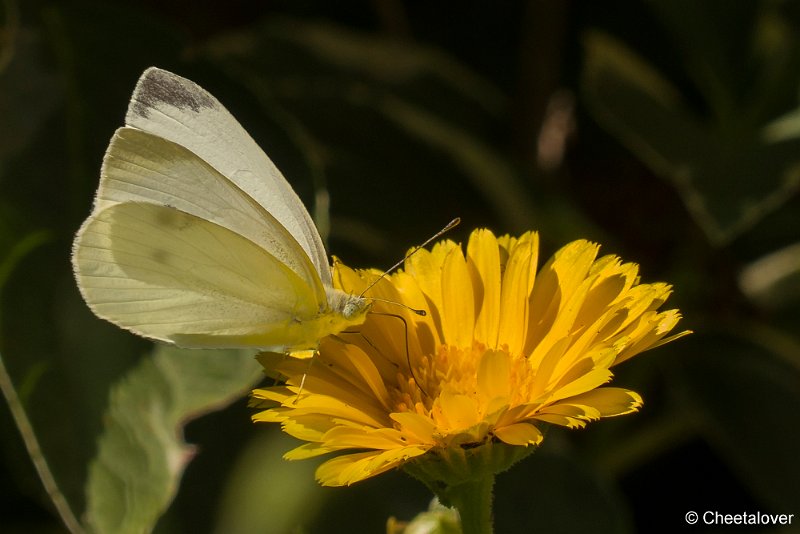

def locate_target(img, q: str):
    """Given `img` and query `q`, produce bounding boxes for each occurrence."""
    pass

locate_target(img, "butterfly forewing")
[96,126,324,296]
[125,67,331,285]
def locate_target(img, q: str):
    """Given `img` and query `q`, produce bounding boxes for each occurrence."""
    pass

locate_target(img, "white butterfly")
[72,67,371,351]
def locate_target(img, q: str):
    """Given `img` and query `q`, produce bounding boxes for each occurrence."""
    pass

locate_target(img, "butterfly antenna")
[358,217,460,299]
[367,296,427,316]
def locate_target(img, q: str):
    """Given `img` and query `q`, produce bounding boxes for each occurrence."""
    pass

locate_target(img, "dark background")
[2,1,800,532]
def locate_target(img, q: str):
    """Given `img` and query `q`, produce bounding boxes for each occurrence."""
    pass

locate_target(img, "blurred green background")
[2,1,800,533]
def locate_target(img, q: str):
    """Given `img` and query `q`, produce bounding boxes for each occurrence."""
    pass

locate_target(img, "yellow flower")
[251,229,688,486]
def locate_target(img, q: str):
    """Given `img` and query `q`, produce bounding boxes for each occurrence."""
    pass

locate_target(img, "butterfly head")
[326,287,371,323]
[342,294,372,321]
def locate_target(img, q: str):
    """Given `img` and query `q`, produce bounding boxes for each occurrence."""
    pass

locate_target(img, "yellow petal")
[441,246,475,348]
[614,309,684,364]
[288,393,388,429]
[528,336,572,400]
[549,365,613,402]
[316,447,428,486]
[390,270,443,353]
[498,232,538,355]
[572,273,627,331]
[557,387,643,416]
[404,240,457,308]
[531,413,588,429]
[318,339,393,410]
[467,229,501,347]
[537,403,601,421]
[391,412,437,443]
[614,283,673,333]
[280,416,334,442]
[433,391,480,431]
[283,442,333,460]
[331,259,370,294]
[528,270,598,369]
[477,349,511,401]
[494,422,543,446]
[525,240,599,355]
[322,426,408,450]
[316,451,383,486]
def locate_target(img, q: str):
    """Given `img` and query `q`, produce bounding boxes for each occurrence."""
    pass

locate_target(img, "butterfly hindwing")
[73,202,322,348]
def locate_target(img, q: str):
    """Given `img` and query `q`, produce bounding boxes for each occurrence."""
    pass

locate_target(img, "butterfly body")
[72,67,370,351]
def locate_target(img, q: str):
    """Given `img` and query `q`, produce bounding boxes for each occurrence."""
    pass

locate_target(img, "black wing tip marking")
[131,67,218,119]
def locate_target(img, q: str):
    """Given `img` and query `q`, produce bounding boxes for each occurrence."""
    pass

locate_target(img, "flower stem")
[0,352,83,533]
[439,474,495,534]
[404,442,537,533]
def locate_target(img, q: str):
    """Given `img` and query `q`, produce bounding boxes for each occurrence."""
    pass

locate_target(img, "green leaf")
[738,240,800,309]
[645,0,762,119]
[582,29,800,245]
[84,345,262,534]
[677,332,800,512]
